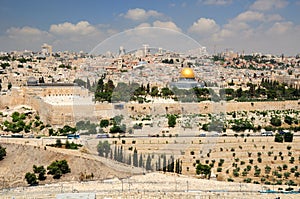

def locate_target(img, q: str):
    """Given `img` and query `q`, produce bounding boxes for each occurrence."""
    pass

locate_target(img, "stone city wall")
[1,89,299,126]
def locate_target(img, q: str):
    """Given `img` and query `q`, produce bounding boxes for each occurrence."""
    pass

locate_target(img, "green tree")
[0,145,6,160]
[100,119,109,128]
[146,154,152,171]
[196,163,211,179]
[275,133,284,143]
[133,148,138,167]
[284,115,293,125]
[163,154,167,172]
[150,86,159,97]
[139,153,143,167]
[55,139,62,148]
[270,117,282,127]
[47,160,70,179]
[33,165,46,181]
[284,132,294,142]
[167,114,177,128]
[7,82,12,90]
[97,140,111,158]
[25,172,38,186]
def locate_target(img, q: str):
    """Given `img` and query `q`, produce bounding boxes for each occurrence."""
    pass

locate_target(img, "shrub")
[0,145,6,160]
[196,163,211,178]
[257,157,262,163]
[244,178,252,183]
[254,169,261,177]
[233,171,239,177]
[284,172,290,179]
[284,132,293,142]
[294,172,300,178]
[265,165,271,174]
[246,165,252,171]
[47,160,71,179]
[270,117,282,126]
[290,167,296,173]
[257,152,262,157]
[274,134,283,143]
[25,172,38,186]
[276,180,282,185]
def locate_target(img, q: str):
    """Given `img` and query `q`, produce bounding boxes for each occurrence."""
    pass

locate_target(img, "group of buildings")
[0,44,300,130]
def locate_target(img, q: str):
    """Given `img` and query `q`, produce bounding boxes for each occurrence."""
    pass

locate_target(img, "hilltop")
[0,139,143,188]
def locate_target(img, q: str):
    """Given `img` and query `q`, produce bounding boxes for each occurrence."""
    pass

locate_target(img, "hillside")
[0,140,143,188]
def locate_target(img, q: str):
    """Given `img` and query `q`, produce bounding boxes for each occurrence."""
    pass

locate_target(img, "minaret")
[143,44,149,57]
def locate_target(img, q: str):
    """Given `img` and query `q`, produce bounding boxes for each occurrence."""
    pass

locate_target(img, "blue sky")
[0,0,299,55]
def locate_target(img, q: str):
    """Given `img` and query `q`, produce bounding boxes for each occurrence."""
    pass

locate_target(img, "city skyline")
[0,0,300,55]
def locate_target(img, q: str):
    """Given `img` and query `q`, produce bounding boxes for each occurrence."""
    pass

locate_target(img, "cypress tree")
[163,154,167,172]
[146,154,152,171]
[179,160,182,174]
[133,148,138,167]
[175,159,179,174]
[114,145,117,161]
[119,146,123,163]
[158,155,161,171]
[139,153,143,168]
[169,156,174,172]
[117,146,120,162]
[128,154,132,165]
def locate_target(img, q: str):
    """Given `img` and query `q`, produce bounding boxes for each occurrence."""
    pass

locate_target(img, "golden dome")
[180,68,195,79]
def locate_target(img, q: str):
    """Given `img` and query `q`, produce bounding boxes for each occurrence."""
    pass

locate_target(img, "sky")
[0,0,299,55]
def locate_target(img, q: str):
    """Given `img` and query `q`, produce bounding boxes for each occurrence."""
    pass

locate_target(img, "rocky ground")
[1,137,300,198]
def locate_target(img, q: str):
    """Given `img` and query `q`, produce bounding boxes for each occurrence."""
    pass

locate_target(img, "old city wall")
[125,100,300,116]
[1,89,299,126]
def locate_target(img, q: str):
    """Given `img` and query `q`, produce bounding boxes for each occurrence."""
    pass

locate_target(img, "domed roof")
[180,68,195,79]
[27,77,38,85]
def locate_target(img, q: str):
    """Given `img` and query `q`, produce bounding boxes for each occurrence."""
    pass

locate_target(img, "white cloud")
[250,0,288,11]
[152,21,182,32]
[7,26,50,38]
[266,14,284,22]
[1,26,52,51]
[188,18,220,35]
[49,21,99,36]
[234,11,265,22]
[135,23,152,28]
[211,29,234,42]
[122,8,163,21]
[200,0,232,5]
[0,21,111,52]
[267,21,293,35]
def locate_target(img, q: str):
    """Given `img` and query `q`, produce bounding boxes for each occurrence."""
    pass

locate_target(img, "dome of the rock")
[180,68,195,79]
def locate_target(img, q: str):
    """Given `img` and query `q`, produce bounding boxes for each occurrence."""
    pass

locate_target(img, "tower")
[41,43,52,57]
[143,44,149,57]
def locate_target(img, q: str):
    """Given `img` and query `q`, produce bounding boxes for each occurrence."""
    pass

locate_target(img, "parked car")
[261,131,273,136]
